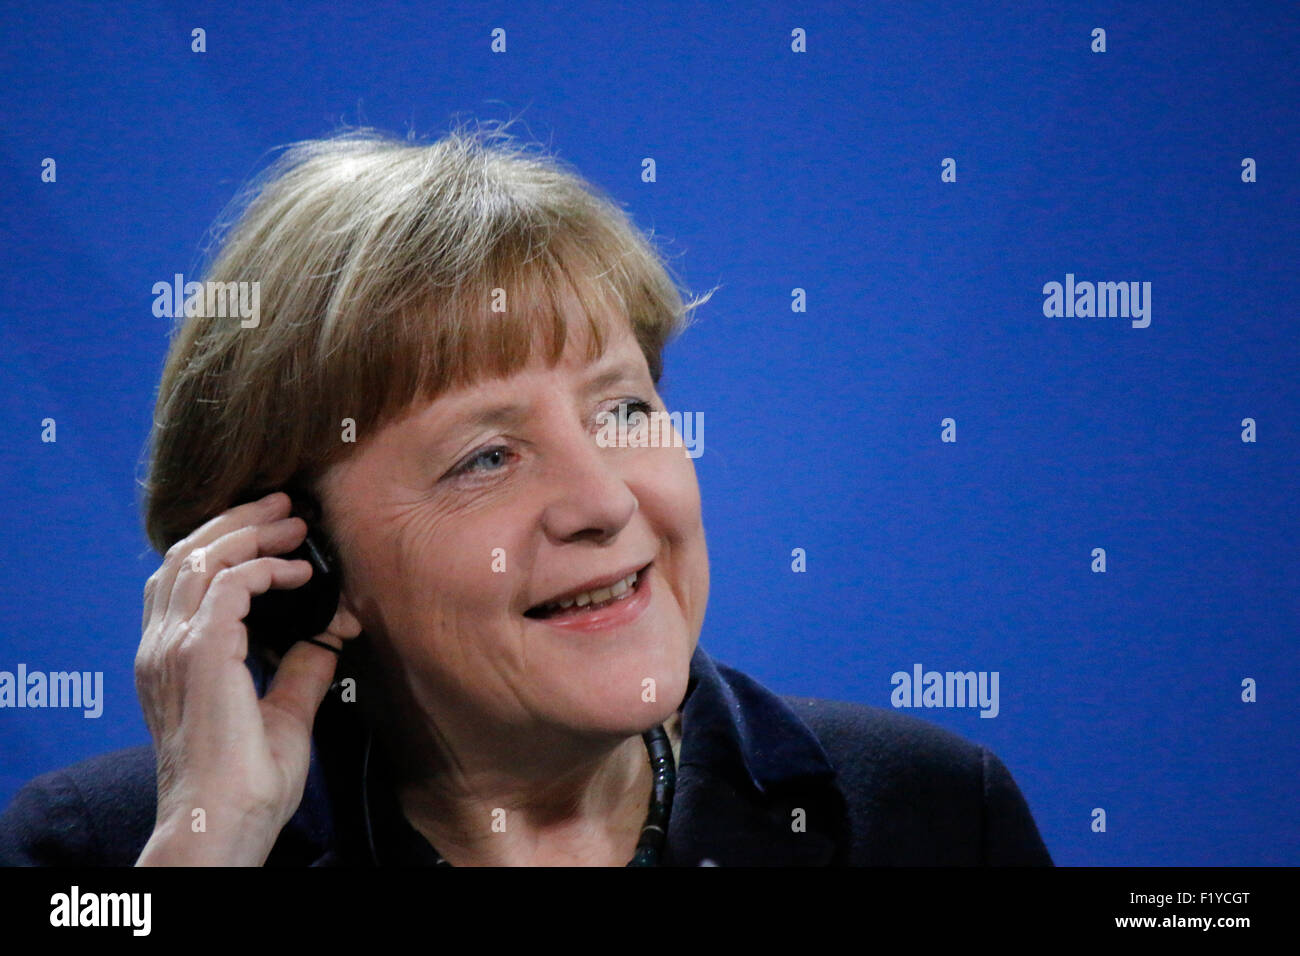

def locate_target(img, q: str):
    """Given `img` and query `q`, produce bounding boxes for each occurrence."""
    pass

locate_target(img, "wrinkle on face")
[313,315,709,788]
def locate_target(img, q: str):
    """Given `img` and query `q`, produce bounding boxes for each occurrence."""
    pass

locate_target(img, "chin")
[519,566,697,734]
[546,638,693,740]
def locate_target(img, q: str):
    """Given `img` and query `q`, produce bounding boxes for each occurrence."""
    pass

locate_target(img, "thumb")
[259,633,344,739]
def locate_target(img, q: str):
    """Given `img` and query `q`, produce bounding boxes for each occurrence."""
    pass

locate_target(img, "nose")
[540,418,639,544]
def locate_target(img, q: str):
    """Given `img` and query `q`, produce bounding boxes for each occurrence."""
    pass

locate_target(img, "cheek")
[638,444,704,535]
[394,509,531,619]
[647,447,709,612]
[338,500,528,643]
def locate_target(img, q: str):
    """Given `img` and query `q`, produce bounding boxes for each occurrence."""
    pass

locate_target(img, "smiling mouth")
[523,563,652,620]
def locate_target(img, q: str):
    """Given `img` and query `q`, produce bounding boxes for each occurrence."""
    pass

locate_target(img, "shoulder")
[781,695,1053,865]
[0,746,331,867]
[782,694,983,777]
[0,746,158,866]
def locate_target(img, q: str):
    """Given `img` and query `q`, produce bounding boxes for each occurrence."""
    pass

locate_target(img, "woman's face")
[316,313,709,744]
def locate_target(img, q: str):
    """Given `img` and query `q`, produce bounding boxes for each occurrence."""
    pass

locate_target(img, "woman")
[0,123,1051,866]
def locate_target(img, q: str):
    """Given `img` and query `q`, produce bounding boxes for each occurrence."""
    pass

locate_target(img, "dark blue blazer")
[0,646,1052,866]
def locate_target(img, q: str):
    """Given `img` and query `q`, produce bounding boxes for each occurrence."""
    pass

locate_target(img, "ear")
[325,587,365,641]
[300,473,363,641]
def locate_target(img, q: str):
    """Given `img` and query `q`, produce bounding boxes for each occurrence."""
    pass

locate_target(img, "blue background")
[1,0,1296,866]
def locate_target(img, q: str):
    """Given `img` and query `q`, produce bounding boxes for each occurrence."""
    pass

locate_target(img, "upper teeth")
[545,571,639,611]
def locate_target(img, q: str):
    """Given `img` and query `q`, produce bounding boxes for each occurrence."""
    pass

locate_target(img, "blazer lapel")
[663,647,849,866]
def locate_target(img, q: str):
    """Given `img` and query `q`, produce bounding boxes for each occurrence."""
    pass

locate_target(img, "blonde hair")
[141,121,713,553]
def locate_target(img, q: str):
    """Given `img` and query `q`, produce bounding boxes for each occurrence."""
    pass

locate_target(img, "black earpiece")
[243,490,342,660]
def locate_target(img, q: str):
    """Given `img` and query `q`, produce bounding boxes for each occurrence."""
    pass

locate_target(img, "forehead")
[482,317,641,395]
[397,315,646,430]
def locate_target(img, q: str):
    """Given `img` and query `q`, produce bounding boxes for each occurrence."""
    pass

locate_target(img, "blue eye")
[456,445,511,475]
[447,398,655,482]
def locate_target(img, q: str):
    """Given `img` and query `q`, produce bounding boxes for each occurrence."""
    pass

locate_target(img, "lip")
[526,561,652,612]
[524,563,653,632]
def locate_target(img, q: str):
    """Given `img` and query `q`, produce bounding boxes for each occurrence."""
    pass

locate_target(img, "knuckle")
[135,638,166,680]
[163,538,189,565]
[162,619,196,661]
[174,631,207,666]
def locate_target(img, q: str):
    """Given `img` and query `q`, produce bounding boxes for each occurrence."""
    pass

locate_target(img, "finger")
[259,633,344,746]
[162,515,309,624]
[178,556,315,669]
[138,557,312,720]
[148,492,294,625]
[148,557,317,760]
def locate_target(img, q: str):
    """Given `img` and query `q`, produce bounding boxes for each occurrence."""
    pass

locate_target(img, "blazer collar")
[680,643,836,793]
[311,644,847,866]
[662,645,848,865]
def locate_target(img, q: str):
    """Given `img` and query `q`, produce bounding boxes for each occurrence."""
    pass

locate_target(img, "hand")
[134,491,359,865]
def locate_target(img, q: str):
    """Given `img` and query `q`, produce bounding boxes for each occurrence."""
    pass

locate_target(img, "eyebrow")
[435,361,645,439]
